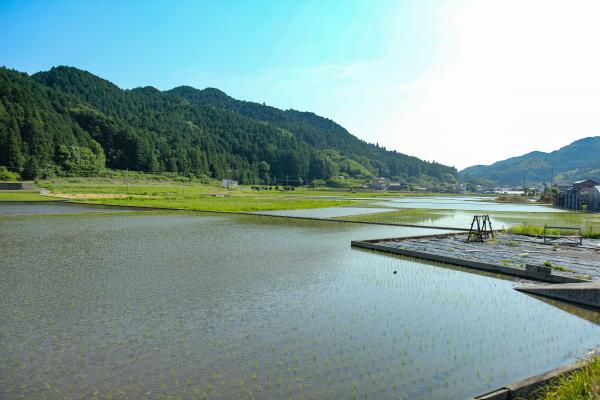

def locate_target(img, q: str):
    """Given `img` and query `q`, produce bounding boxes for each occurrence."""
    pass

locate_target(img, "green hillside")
[460,137,600,186]
[1,65,457,184]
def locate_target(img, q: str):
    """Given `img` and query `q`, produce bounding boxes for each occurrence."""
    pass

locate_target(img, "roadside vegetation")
[537,354,600,400]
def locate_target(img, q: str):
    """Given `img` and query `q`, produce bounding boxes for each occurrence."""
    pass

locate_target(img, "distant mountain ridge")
[0,65,457,183]
[460,137,600,185]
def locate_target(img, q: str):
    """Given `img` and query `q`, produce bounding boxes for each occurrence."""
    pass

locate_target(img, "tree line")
[0,66,458,184]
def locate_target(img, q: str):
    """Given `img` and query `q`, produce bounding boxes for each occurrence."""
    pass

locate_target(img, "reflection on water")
[374,196,560,213]
[254,206,392,218]
[329,196,595,230]
[1,211,599,399]
[0,202,134,215]
[525,295,600,326]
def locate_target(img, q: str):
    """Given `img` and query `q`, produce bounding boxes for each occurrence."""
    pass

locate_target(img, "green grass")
[75,195,354,212]
[542,261,576,273]
[494,194,534,204]
[333,208,447,224]
[538,354,600,400]
[37,177,470,199]
[495,211,600,235]
[34,177,471,212]
[508,224,600,239]
[0,191,56,201]
[36,178,356,211]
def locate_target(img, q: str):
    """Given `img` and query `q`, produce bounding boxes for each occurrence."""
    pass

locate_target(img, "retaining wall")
[515,282,600,309]
[473,361,584,400]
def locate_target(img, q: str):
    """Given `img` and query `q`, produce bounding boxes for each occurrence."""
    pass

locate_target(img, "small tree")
[22,157,40,180]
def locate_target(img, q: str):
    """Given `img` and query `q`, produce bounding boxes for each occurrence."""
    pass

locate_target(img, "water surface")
[374,196,560,213]
[255,206,392,218]
[1,211,598,399]
[0,202,134,215]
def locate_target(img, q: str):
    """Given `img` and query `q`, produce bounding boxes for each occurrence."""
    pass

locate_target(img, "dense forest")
[0,66,458,184]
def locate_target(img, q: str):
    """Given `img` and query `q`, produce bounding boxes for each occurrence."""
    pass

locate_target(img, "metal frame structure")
[467,215,494,243]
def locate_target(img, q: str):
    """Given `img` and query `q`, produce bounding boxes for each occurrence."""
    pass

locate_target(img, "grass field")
[74,195,355,212]
[34,178,358,211]
[29,177,473,212]
[37,177,464,199]
[0,191,57,202]
[334,208,448,224]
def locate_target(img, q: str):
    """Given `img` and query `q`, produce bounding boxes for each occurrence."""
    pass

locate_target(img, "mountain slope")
[460,137,600,185]
[0,68,105,178]
[1,65,457,183]
[167,86,453,181]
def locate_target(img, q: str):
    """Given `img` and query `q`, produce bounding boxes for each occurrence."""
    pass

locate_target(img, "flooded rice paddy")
[372,196,560,213]
[254,206,392,219]
[335,208,600,231]
[0,201,134,216]
[260,196,595,231]
[262,196,572,230]
[1,203,599,399]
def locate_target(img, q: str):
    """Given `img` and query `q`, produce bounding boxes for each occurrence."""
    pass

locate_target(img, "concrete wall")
[473,361,584,400]
[0,182,26,190]
[515,282,600,309]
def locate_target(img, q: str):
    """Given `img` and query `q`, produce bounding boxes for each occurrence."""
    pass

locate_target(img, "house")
[222,179,238,189]
[388,182,409,191]
[553,179,600,211]
[0,182,27,190]
[371,177,388,190]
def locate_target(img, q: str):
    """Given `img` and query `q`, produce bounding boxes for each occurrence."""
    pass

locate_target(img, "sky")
[1,0,599,170]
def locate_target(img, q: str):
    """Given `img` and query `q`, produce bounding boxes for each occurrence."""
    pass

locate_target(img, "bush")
[0,166,20,181]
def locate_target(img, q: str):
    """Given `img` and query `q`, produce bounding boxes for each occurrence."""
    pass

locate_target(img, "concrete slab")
[352,237,590,284]
[515,282,600,309]
[353,232,599,281]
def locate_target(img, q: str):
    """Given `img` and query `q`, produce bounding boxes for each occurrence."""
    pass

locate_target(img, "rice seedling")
[1,201,599,400]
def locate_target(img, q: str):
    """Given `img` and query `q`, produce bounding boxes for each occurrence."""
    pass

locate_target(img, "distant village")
[225,175,600,212]
[362,177,600,212]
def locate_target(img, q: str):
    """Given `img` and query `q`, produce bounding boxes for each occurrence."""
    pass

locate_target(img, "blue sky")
[1,1,424,90]
[2,0,600,168]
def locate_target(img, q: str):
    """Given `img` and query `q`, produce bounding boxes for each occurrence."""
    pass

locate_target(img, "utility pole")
[550,166,554,205]
[126,168,129,196]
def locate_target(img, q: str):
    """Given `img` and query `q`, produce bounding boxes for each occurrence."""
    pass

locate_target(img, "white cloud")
[377,0,600,169]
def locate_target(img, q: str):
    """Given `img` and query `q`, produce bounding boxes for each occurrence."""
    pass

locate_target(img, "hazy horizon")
[2,0,599,169]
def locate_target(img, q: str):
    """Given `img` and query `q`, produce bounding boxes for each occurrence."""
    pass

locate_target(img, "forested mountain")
[1,66,458,183]
[460,137,600,186]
